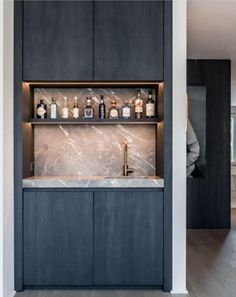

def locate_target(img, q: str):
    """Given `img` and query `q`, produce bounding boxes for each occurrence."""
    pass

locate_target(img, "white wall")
[187,1,236,106]
[172,0,187,294]
[0,1,4,296]
[2,1,14,297]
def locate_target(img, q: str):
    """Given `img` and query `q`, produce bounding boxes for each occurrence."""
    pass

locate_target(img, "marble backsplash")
[34,87,156,119]
[34,88,156,177]
[34,125,156,177]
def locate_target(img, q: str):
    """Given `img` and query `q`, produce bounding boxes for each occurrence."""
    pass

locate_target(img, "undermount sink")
[104,176,150,179]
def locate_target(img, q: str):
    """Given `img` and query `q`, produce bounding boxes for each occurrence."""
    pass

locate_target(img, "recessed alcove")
[22,81,164,179]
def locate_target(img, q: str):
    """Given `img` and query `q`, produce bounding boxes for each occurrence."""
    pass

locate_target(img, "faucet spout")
[123,140,134,176]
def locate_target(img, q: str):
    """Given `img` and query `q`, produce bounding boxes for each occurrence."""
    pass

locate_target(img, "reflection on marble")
[34,125,156,177]
[34,88,156,119]
[23,176,164,188]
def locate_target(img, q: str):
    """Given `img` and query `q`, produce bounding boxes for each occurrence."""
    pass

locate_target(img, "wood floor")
[15,210,236,297]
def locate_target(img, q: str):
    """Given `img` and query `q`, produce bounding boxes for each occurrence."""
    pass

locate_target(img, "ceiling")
[187,0,236,104]
[187,0,236,59]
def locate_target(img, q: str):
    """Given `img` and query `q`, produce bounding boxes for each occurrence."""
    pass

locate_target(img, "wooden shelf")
[29,118,158,125]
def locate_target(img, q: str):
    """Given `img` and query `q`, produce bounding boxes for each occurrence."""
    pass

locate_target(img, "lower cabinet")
[23,190,93,285]
[23,189,163,287]
[94,191,163,285]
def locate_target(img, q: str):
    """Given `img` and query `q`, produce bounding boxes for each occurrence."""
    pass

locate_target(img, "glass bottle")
[109,100,119,119]
[83,97,94,119]
[62,96,69,119]
[99,95,106,119]
[36,99,47,119]
[145,90,155,118]
[72,96,79,119]
[122,100,131,119]
[134,89,143,119]
[50,97,57,119]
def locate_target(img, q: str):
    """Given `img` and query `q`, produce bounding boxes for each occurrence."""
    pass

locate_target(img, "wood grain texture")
[94,0,164,81]
[23,190,93,285]
[187,60,231,229]
[14,210,236,297]
[94,191,163,285]
[23,1,93,81]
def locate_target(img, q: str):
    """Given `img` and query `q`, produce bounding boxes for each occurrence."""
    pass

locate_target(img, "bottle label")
[135,99,143,114]
[110,109,118,118]
[135,106,143,113]
[84,108,93,118]
[37,107,46,117]
[62,107,69,119]
[146,103,155,116]
[122,107,131,118]
[50,104,57,119]
[72,107,79,119]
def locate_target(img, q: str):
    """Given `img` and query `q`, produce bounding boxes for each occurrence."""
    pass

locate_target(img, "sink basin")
[104,176,150,179]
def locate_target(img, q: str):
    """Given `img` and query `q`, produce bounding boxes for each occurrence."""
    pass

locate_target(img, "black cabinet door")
[94,1,164,81]
[23,190,93,285]
[23,1,93,81]
[94,191,163,285]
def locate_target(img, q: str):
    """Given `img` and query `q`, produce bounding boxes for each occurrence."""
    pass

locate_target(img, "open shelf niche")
[22,81,164,179]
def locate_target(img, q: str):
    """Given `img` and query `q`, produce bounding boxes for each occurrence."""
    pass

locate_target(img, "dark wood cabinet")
[23,190,93,285]
[94,191,163,285]
[23,1,93,81]
[94,1,164,81]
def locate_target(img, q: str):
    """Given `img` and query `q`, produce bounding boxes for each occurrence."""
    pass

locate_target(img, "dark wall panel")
[187,60,231,229]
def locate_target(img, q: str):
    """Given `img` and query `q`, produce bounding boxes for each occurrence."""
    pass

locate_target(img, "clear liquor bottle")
[72,96,79,119]
[62,97,69,119]
[122,100,131,119]
[50,97,57,119]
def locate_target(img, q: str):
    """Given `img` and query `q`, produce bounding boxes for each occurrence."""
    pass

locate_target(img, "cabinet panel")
[94,1,164,81]
[94,191,163,285]
[23,190,93,285]
[23,1,93,81]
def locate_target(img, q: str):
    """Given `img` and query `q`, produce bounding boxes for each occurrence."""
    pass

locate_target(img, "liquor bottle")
[134,89,143,119]
[83,97,94,119]
[122,100,131,119]
[50,97,57,119]
[109,100,119,119]
[145,90,155,118]
[62,97,69,119]
[72,96,79,119]
[36,99,47,119]
[99,95,106,119]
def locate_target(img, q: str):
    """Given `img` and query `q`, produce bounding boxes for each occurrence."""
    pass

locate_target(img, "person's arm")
[187,120,200,177]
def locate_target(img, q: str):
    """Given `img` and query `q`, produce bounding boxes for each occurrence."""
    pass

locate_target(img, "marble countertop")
[22,176,164,188]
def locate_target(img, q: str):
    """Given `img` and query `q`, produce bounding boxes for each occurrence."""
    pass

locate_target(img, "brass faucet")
[123,140,134,176]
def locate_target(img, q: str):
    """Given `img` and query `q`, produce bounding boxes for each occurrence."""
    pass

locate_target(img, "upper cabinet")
[23,1,93,81]
[94,1,164,81]
[22,0,164,81]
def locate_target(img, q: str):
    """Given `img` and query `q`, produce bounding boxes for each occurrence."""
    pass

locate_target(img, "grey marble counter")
[22,176,164,188]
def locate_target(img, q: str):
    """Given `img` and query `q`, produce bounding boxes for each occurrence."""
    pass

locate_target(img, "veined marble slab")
[22,176,164,188]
